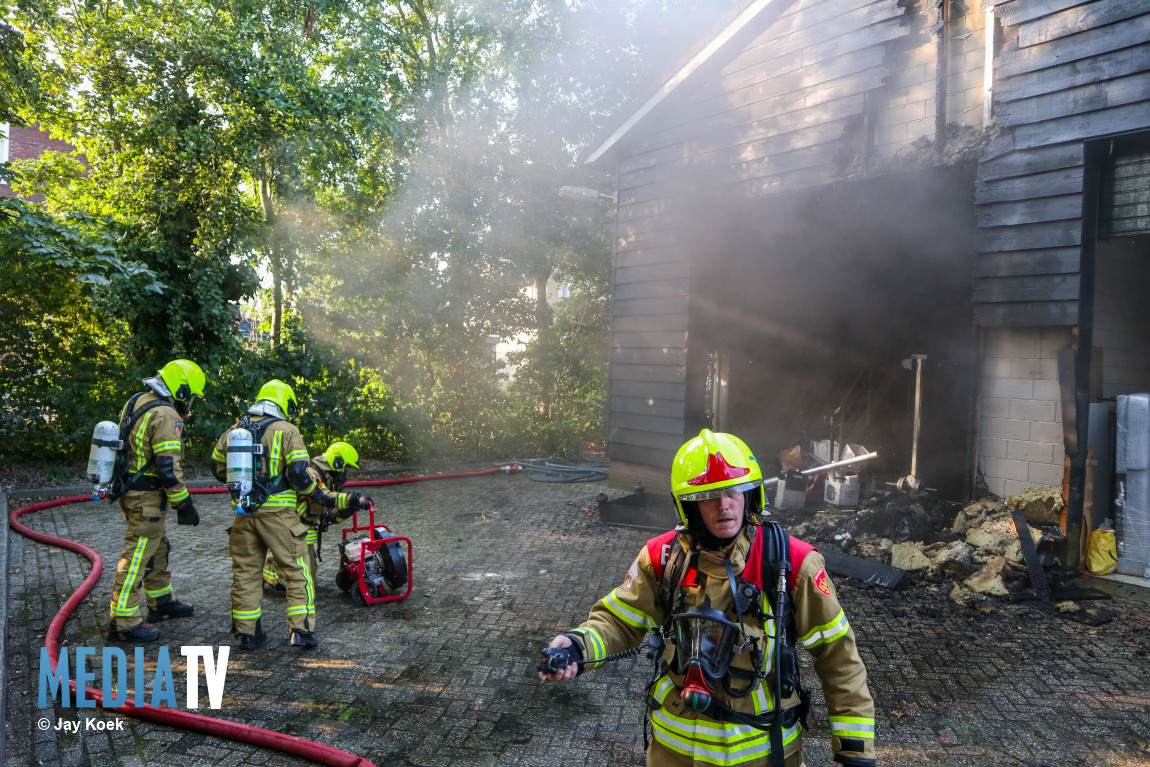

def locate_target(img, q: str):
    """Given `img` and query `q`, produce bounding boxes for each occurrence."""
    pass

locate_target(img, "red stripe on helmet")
[686,451,750,486]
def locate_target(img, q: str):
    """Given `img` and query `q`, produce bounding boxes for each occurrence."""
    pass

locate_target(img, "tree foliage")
[3,0,736,463]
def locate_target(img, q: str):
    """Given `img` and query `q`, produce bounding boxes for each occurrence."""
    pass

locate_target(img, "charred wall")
[684,165,978,498]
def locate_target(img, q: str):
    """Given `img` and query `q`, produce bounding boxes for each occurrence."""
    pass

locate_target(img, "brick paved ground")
[5,473,1149,767]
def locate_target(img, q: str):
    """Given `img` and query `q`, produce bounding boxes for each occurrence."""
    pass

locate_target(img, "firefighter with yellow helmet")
[262,441,371,591]
[107,359,205,643]
[539,430,876,767]
[212,379,358,650]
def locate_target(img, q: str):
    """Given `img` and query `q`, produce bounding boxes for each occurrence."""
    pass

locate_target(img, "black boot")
[148,595,195,622]
[289,628,318,648]
[107,619,161,643]
[236,619,267,651]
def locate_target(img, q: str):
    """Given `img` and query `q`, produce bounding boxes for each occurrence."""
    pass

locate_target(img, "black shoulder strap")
[657,533,689,620]
[120,393,177,446]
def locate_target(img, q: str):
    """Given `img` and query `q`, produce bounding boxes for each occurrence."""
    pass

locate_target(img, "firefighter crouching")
[107,359,205,643]
[539,430,876,767]
[263,441,372,591]
[212,379,346,650]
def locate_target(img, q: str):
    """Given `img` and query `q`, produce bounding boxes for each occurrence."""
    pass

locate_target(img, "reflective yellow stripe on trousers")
[650,675,801,765]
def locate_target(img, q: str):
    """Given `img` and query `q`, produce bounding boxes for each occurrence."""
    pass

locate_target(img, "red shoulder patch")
[646,529,680,582]
[813,567,831,596]
[174,422,183,437]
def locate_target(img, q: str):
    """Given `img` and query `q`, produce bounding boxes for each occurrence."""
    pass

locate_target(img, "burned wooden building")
[586,0,1150,565]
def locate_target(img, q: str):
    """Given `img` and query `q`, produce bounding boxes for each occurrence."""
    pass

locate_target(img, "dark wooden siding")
[607,0,908,469]
[973,0,1150,326]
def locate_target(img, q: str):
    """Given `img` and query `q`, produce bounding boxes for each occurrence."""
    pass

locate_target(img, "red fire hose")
[7,466,508,765]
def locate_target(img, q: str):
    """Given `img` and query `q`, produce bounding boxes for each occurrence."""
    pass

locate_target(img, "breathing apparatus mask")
[672,603,746,712]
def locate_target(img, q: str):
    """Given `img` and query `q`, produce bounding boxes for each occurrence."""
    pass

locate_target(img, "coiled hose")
[7,466,509,766]
[495,459,607,483]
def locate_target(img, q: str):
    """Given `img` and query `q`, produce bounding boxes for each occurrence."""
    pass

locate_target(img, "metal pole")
[762,451,879,487]
[911,355,926,477]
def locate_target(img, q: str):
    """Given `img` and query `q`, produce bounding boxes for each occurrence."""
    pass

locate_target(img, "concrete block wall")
[946,4,989,127]
[978,326,1074,498]
[874,0,988,158]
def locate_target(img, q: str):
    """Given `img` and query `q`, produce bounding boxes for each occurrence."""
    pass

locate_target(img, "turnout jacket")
[212,417,325,513]
[295,456,357,526]
[566,521,875,767]
[121,392,190,506]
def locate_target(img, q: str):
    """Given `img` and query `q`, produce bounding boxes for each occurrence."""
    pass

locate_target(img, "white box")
[773,471,807,511]
[824,475,860,507]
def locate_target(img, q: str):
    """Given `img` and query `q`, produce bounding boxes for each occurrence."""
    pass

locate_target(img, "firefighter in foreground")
[107,359,205,643]
[539,430,876,767]
[212,379,350,650]
[263,441,371,592]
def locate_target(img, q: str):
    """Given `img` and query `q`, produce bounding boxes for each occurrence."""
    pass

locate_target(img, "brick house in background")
[583,0,1150,568]
[0,122,77,199]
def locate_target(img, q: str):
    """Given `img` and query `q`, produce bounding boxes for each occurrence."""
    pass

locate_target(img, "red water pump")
[334,505,413,606]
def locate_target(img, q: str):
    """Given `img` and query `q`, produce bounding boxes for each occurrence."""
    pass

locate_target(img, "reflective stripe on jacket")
[566,522,875,766]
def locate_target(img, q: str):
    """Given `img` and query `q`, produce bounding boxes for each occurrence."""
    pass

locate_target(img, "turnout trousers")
[646,729,805,767]
[265,527,319,590]
[230,509,315,635]
[109,491,173,631]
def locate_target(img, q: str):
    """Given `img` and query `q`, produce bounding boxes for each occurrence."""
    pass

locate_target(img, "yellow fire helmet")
[254,379,299,419]
[323,441,360,471]
[157,359,206,402]
[670,429,765,528]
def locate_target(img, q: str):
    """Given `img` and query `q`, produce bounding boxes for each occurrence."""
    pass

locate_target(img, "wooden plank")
[1012,101,1150,150]
[977,219,1082,251]
[615,245,691,269]
[613,279,690,301]
[612,329,690,348]
[607,440,679,468]
[972,247,1081,278]
[615,228,682,252]
[731,161,842,202]
[610,347,688,366]
[613,298,691,319]
[973,299,1078,326]
[975,167,1085,203]
[615,260,690,285]
[611,363,688,385]
[607,411,688,436]
[995,72,1150,129]
[993,43,1150,103]
[612,313,691,334]
[975,193,1083,227]
[727,0,904,80]
[1018,2,1148,48]
[973,273,1081,302]
[611,395,686,419]
[610,380,688,401]
[623,55,885,171]
[619,103,864,197]
[995,12,1150,79]
[996,0,1097,28]
[977,144,1083,181]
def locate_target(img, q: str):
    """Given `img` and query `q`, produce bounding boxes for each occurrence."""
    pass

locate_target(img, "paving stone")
[6,474,1150,766]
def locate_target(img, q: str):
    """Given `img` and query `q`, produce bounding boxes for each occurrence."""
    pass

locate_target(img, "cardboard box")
[824,475,860,507]
[774,471,807,511]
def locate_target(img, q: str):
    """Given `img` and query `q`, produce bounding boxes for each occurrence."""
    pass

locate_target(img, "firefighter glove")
[174,498,200,526]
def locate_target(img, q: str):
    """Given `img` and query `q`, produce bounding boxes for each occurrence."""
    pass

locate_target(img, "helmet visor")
[677,479,762,504]
[672,606,741,680]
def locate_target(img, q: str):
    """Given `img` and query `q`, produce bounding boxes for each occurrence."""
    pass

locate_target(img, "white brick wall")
[874,2,989,158]
[978,327,1074,498]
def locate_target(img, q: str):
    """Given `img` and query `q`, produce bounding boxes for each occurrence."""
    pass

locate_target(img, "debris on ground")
[777,489,1076,609]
